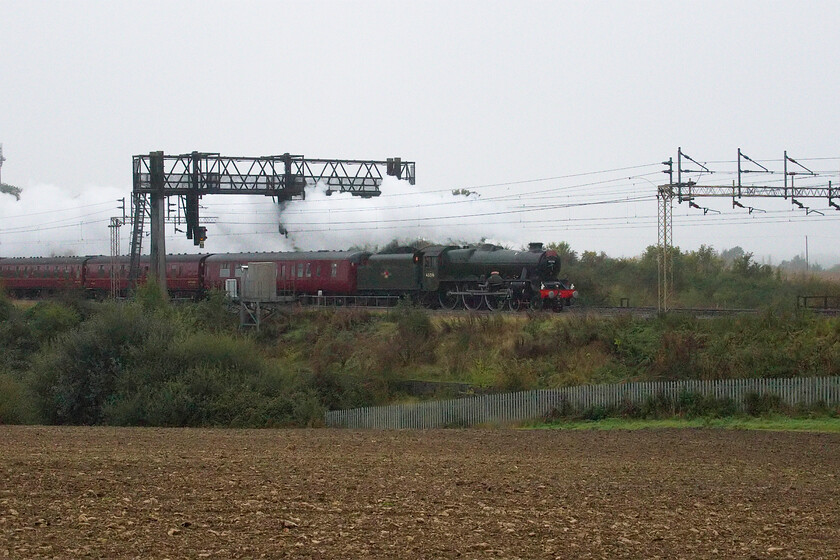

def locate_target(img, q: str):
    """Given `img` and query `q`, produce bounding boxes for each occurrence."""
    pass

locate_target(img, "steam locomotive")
[0,242,577,310]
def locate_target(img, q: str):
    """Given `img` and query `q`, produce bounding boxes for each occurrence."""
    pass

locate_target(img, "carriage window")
[235,265,243,278]
[331,263,338,277]
[297,263,304,278]
[54,266,60,278]
[315,265,321,278]
[305,263,312,278]
[280,264,286,278]
[220,263,230,278]
[99,265,105,278]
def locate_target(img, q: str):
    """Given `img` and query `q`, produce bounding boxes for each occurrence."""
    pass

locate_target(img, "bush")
[0,286,12,321]
[179,289,238,332]
[28,303,170,424]
[744,391,785,416]
[134,279,169,311]
[26,302,81,342]
[0,372,37,424]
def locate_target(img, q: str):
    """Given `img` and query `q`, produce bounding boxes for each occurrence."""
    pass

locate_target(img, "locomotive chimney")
[528,242,543,252]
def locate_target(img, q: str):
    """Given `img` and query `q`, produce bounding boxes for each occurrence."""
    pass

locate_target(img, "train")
[0,242,577,311]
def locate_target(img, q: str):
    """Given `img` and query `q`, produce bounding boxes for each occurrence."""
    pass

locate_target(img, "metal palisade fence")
[325,376,840,429]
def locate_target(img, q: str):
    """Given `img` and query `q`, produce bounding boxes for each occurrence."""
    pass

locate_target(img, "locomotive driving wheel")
[529,293,544,311]
[484,291,508,311]
[461,283,484,311]
[438,284,460,310]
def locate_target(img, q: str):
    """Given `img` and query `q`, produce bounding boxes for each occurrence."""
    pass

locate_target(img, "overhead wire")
[4,157,838,255]
[0,200,117,220]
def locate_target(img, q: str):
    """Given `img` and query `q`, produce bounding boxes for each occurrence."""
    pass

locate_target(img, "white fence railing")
[325,376,840,429]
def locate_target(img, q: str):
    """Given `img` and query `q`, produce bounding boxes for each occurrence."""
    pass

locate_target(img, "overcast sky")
[1,0,838,265]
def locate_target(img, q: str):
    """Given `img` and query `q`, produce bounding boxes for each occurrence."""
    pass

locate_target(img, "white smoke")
[0,183,126,257]
[0,176,538,259]
[274,176,523,251]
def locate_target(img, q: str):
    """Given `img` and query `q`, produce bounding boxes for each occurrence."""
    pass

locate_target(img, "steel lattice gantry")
[667,183,840,203]
[656,148,840,312]
[657,179,838,312]
[657,184,674,313]
[129,151,415,290]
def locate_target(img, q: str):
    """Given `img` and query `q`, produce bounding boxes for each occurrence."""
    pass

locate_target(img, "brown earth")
[1,426,839,559]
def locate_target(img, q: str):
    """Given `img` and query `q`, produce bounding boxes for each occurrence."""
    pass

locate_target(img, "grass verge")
[531,416,840,433]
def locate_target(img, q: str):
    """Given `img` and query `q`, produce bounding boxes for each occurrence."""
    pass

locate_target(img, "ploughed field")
[2,427,838,559]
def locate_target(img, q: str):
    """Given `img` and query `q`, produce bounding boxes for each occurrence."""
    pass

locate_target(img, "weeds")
[3,290,840,427]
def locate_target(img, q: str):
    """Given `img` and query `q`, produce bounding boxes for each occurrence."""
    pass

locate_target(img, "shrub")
[27,303,168,424]
[744,391,785,416]
[179,289,238,332]
[0,372,37,424]
[26,302,81,342]
[306,368,375,411]
[134,279,169,311]
[0,286,12,321]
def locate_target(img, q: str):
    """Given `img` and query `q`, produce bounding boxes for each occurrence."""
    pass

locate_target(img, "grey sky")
[1,0,838,264]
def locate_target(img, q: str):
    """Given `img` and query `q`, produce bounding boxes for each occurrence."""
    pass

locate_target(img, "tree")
[546,241,578,265]
[719,246,745,265]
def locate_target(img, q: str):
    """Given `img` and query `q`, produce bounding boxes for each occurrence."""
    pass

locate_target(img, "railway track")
[231,298,839,318]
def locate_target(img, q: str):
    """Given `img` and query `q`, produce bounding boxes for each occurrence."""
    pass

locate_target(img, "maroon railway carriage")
[203,251,368,296]
[83,254,209,298]
[0,256,88,297]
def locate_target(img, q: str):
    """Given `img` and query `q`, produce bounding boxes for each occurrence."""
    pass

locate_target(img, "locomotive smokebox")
[528,242,543,252]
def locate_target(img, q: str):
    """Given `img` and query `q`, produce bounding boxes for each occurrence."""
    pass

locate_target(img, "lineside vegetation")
[1,243,839,427]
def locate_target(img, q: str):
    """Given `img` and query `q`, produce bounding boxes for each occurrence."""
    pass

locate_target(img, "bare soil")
[1,426,839,559]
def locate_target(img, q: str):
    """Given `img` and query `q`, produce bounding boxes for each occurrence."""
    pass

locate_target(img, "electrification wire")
[204,174,664,219]
[211,194,657,228]
[0,200,117,220]
[208,202,840,234]
[196,162,665,209]
[193,211,840,237]
[0,209,115,234]
[0,217,112,235]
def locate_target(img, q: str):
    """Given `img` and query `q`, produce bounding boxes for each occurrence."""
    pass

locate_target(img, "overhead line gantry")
[129,151,415,292]
[657,147,838,312]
